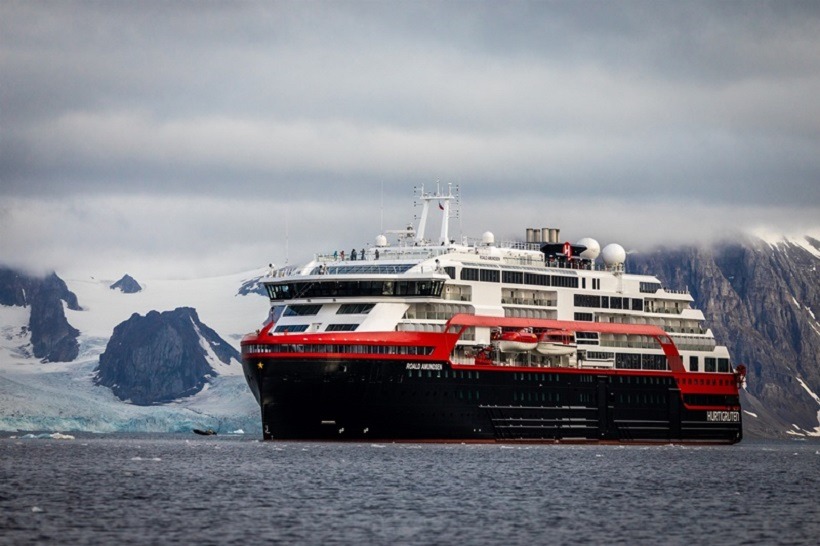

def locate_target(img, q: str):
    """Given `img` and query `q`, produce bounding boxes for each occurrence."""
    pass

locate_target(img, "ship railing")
[315,247,451,263]
[598,340,660,349]
[645,308,686,315]
[501,298,556,306]
[402,311,454,320]
[460,238,541,251]
[450,354,478,366]
[662,327,708,335]
[671,339,717,351]
[544,259,594,271]
[660,288,690,295]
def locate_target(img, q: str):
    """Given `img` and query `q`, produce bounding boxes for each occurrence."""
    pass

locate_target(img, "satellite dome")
[375,234,388,247]
[601,243,626,267]
[482,231,495,245]
[576,237,600,260]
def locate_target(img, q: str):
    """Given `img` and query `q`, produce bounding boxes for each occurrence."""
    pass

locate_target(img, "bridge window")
[337,303,375,314]
[284,304,322,316]
[273,324,309,333]
[266,279,444,300]
[325,324,358,331]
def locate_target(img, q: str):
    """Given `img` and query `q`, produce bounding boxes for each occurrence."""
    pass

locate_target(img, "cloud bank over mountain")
[2,1,818,278]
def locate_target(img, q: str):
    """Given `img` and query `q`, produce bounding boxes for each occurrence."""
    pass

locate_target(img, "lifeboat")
[536,329,577,356]
[492,328,538,353]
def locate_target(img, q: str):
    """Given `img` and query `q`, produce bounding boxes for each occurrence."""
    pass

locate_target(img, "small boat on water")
[536,329,577,356]
[193,428,217,436]
[493,328,538,353]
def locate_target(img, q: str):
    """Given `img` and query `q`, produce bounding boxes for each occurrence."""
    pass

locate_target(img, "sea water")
[0,435,817,545]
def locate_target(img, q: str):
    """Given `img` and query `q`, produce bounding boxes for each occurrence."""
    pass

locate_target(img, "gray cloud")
[1,1,818,277]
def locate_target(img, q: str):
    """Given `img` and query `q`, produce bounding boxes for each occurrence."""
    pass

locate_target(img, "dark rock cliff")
[110,274,142,294]
[628,237,820,438]
[95,307,240,405]
[0,267,81,362]
[237,275,266,296]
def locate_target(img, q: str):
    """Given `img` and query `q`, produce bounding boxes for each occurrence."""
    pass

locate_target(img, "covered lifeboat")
[492,328,538,353]
[536,329,577,356]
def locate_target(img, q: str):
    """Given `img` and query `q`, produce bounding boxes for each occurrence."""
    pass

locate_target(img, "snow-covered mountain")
[0,269,269,434]
[1,232,818,438]
[630,234,820,439]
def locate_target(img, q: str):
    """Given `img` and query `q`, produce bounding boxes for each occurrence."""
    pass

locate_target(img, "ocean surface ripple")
[1,436,817,545]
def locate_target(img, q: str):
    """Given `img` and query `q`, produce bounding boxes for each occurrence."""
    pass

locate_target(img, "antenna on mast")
[285,207,290,265]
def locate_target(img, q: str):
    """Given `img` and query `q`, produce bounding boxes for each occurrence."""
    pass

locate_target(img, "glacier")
[0,269,269,434]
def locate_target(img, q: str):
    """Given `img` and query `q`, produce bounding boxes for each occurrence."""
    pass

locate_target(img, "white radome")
[482,231,495,245]
[601,243,626,266]
[375,234,388,247]
[576,237,601,260]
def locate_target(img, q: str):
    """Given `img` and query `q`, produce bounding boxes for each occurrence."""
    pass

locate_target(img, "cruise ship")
[240,185,744,443]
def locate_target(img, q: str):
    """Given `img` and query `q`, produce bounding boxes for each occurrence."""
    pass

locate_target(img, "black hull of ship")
[242,358,742,444]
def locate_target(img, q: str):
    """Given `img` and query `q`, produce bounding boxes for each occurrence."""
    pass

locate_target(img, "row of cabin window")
[615,353,668,370]
[514,372,572,382]
[689,356,731,373]
[679,377,735,387]
[513,391,562,403]
[683,394,740,406]
[407,369,479,379]
[243,343,434,355]
[616,392,668,406]
[453,267,579,288]
[575,294,644,311]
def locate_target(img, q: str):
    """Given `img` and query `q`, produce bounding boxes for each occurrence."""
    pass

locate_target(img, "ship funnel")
[526,228,542,243]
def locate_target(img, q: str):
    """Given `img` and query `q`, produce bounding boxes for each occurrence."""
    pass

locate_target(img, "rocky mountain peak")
[629,236,820,437]
[94,306,240,405]
[110,274,142,294]
[0,266,80,362]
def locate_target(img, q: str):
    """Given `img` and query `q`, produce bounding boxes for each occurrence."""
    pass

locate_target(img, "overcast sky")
[2,1,819,279]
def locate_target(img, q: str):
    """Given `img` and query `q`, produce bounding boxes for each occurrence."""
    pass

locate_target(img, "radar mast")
[413,182,459,245]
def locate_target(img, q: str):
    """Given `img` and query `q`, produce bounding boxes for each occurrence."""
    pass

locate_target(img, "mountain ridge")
[629,235,820,438]
[0,232,817,437]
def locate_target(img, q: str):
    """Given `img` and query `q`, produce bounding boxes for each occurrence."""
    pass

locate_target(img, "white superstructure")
[264,184,732,375]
